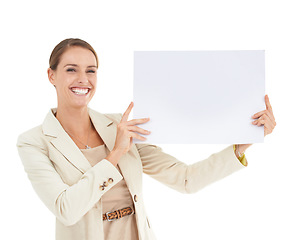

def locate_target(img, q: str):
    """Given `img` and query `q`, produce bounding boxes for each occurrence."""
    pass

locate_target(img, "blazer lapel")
[88,108,116,153]
[89,108,142,193]
[42,108,93,174]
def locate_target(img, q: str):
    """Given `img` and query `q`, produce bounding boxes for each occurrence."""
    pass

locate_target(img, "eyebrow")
[64,64,97,68]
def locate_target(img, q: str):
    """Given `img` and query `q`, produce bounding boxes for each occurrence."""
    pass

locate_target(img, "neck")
[55,104,91,137]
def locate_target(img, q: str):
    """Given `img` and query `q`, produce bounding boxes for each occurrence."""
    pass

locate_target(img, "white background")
[1,0,301,239]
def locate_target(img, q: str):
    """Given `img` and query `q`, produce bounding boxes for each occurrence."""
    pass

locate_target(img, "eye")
[66,68,76,72]
[87,70,96,73]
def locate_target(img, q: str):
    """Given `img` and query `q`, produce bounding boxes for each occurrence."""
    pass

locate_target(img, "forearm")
[17,137,124,226]
[54,160,123,225]
[138,143,245,194]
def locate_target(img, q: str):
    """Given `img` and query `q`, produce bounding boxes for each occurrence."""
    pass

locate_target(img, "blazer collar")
[42,108,116,174]
[42,108,114,137]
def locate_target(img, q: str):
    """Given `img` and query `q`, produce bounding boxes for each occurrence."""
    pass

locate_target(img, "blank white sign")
[133,50,265,144]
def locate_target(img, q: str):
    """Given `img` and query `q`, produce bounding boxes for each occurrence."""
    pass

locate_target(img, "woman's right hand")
[107,102,151,165]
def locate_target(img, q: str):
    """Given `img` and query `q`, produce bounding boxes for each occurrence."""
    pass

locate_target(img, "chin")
[71,100,91,109]
[68,91,95,108]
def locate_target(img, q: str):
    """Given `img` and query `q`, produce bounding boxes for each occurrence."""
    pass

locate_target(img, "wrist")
[106,149,124,167]
[237,143,252,155]
[233,144,249,167]
[236,144,244,157]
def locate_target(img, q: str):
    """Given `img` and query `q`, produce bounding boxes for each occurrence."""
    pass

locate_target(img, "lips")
[70,87,91,95]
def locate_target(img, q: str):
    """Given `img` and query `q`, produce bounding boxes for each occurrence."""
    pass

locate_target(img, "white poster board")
[133,50,265,144]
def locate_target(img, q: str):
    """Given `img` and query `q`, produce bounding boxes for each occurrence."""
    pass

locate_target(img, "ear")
[47,68,56,85]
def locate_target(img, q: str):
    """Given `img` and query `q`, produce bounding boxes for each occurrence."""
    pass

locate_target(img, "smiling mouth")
[70,87,91,95]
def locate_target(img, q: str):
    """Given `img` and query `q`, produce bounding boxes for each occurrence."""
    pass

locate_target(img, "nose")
[77,71,89,83]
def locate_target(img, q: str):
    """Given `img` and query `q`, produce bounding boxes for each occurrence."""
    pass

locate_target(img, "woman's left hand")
[252,94,277,137]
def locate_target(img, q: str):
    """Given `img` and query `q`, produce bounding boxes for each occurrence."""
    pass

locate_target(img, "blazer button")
[103,181,109,187]
[100,186,105,191]
[108,178,114,184]
[134,195,138,202]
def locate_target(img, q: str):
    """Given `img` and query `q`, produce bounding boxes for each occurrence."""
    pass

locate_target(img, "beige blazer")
[17,108,246,240]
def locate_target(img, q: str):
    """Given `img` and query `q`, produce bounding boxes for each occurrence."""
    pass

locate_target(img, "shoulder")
[16,124,46,150]
[17,108,53,149]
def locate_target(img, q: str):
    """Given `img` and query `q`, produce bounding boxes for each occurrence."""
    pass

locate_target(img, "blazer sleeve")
[135,143,246,194]
[17,133,123,226]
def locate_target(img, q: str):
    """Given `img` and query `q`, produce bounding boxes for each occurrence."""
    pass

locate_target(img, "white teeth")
[71,88,89,95]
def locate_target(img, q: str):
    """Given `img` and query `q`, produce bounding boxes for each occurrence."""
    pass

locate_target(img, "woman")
[17,38,276,240]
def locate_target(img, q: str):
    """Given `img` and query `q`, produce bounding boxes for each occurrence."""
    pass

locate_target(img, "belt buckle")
[105,211,116,222]
[130,208,134,215]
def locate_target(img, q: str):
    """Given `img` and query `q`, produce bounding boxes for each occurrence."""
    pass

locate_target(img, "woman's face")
[48,46,98,109]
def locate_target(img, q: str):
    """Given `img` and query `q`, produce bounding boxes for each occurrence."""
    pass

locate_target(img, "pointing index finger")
[121,101,134,122]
